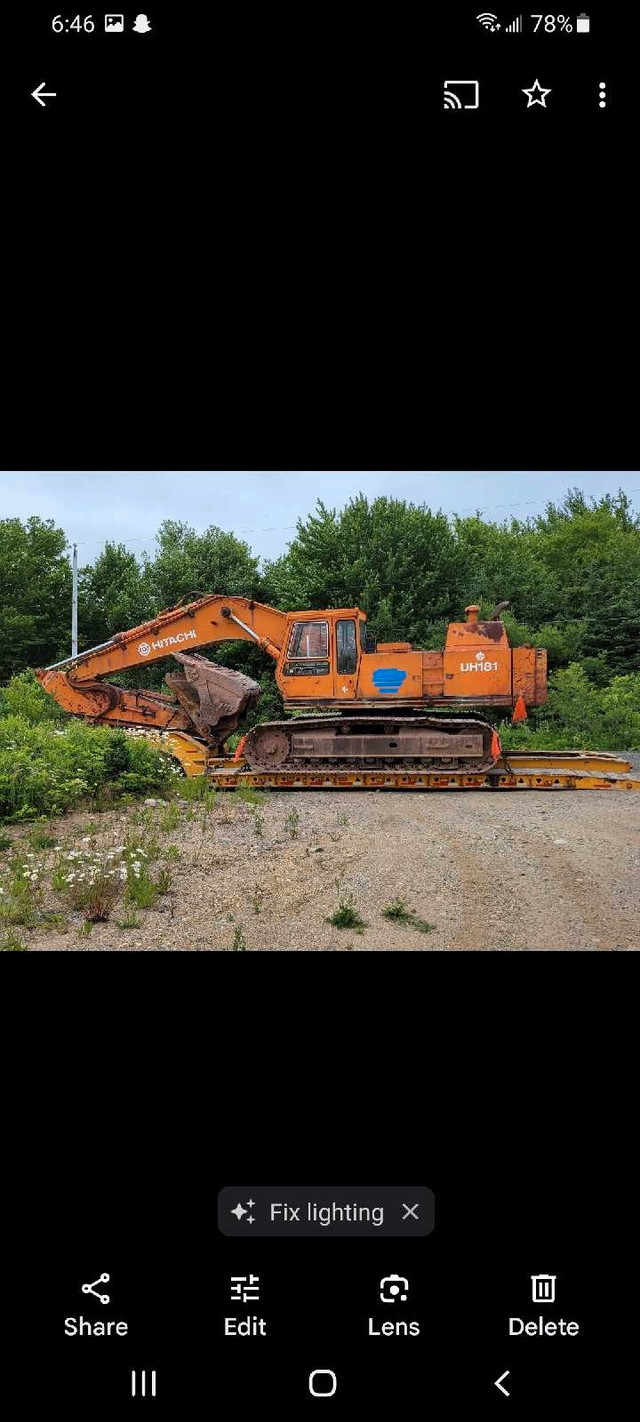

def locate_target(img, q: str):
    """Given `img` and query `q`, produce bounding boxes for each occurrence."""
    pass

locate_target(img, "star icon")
[522,79,552,108]
[231,1203,248,1220]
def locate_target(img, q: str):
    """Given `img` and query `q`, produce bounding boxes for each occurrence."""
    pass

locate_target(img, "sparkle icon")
[231,1198,256,1224]
[522,79,552,107]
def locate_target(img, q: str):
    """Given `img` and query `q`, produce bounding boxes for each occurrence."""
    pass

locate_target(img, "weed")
[252,810,265,839]
[231,925,248,950]
[0,833,13,851]
[159,802,181,833]
[156,867,171,895]
[250,884,264,914]
[40,911,68,931]
[51,864,68,892]
[327,896,367,934]
[285,809,300,839]
[382,896,413,923]
[1,876,40,928]
[164,844,181,861]
[180,777,217,804]
[68,868,121,922]
[78,920,93,938]
[382,897,435,934]
[0,929,28,950]
[336,811,349,826]
[27,825,58,850]
[236,784,265,806]
[116,912,142,929]
[125,869,159,910]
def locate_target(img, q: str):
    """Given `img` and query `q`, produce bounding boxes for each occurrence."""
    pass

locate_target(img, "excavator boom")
[37,596,285,750]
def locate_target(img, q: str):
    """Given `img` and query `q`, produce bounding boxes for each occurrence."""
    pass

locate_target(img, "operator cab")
[278,609,366,701]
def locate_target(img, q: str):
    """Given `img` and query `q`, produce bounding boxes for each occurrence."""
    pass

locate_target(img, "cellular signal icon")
[506,15,523,31]
[477,12,500,30]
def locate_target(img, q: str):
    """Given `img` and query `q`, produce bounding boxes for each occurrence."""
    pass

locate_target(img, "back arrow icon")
[32,82,57,108]
[494,1370,510,1397]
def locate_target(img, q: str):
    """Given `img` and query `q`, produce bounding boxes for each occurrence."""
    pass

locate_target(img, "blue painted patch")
[372,667,407,694]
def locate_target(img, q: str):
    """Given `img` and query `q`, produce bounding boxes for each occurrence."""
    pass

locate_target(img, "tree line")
[1,489,638,701]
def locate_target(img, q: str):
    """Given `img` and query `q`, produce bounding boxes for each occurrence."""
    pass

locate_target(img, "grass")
[285,809,299,838]
[40,911,68,931]
[116,912,142,929]
[156,867,171,895]
[0,876,40,928]
[27,825,58,850]
[163,844,182,861]
[231,925,248,950]
[250,884,264,913]
[252,810,265,838]
[159,802,181,832]
[66,866,121,922]
[0,929,28,950]
[327,895,367,934]
[235,784,265,806]
[382,897,435,934]
[0,833,13,851]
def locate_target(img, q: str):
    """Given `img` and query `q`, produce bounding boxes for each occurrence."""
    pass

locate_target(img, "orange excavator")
[37,595,546,775]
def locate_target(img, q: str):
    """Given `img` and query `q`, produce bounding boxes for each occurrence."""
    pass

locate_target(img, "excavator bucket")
[165,652,260,748]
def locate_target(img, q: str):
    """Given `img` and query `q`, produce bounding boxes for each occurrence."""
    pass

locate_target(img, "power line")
[67,486,640,555]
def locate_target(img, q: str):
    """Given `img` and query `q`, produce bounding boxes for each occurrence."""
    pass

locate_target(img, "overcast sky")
[1,471,636,567]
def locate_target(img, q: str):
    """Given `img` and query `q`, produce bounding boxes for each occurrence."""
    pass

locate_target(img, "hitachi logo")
[138,629,197,656]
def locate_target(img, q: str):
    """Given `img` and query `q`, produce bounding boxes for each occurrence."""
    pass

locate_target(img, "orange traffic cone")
[234,734,247,762]
[490,729,502,761]
[512,695,528,724]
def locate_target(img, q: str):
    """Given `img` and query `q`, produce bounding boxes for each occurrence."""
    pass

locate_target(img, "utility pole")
[72,543,78,658]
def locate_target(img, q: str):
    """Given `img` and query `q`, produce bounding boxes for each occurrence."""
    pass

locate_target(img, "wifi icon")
[476,11,500,29]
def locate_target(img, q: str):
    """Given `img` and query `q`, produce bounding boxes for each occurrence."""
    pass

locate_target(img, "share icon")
[81,1272,110,1305]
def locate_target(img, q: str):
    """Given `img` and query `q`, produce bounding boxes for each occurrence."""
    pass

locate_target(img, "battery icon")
[576,13,590,31]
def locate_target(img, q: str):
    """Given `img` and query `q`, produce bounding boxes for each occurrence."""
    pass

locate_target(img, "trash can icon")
[531,1273,556,1303]
[576,13,590,32]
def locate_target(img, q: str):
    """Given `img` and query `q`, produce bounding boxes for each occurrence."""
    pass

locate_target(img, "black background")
[3,3,637,1415]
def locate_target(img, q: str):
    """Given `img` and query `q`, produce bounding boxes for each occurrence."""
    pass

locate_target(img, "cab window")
[287,621,329,659]
[336,619,357,675]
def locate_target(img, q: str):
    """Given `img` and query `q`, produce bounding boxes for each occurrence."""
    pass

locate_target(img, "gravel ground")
[5,765,640,951]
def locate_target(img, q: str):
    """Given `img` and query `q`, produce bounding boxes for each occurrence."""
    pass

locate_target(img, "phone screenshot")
[3,4,635,1418]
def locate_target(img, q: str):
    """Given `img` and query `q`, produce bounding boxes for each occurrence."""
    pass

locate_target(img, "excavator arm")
[36,596,288,750]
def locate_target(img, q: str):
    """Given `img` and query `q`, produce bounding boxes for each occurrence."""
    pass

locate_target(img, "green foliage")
[250,884,264,913]
[0,929,28,950]
[141,518,262,612]
[159,801,181,832]
[285,809,299,838]
[498,666,640,750]
[77,542,150,651]
[327,896,367,933]
[231,925,248,951]
[27,825,58,850]
[0,670,67,724]
[0,517,72,679]
[382,897,435,934]
[0,718,173,821]
[264,494,465,645]
[235,785,265,805]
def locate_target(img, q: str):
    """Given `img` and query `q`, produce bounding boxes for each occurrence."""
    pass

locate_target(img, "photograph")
[1,470,637,952]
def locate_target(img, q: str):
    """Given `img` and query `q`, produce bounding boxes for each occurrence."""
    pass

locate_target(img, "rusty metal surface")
[165,653,260,745]
[245,715,497,773]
